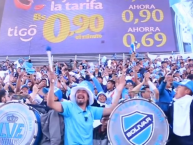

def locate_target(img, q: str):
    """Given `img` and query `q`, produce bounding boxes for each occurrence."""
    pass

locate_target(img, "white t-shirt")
[36,72,42,80]
[179,67,186,75]
[157,61,161,67]
[103,76,109,85]
[29,93,43,105]
[105,89,115,105]
[3,73,10,84]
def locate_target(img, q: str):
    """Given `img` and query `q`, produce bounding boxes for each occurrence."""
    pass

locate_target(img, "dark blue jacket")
[101,84,107,93]
[167,101,193,145]
[158,81,175,114]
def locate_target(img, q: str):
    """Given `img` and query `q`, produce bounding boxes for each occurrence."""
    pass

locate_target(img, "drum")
[107,99,169,145]
[0,101,42,145]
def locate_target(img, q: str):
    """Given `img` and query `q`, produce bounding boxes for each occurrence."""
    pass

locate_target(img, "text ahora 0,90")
[34,13,104,43]
[122,9,164,24]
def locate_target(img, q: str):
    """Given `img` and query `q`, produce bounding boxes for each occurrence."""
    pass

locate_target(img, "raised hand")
[145,72,151,83]
[32,84,39,94]
[9,75,14,83]
[144,72,150,80]
[164,72,172,82]
[116,75,126,92]
[122,68,127,74]
[86,69,92,76]
[48,71,56,83]
[18,71,24,79]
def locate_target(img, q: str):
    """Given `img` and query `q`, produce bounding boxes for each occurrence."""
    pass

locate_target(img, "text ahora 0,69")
[43,14,104,43]
[123,32,167,48]
[122,9,164,24]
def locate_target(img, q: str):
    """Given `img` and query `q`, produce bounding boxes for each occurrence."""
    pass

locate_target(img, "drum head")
[107,99,169,145]
[0,102,39,145]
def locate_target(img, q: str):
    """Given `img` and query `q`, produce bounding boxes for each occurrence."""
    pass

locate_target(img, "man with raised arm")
[167,80,193,145]
[47,72,125,145]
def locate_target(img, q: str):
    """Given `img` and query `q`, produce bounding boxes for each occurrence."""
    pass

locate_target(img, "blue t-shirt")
[60,101,104,145]
[122,88,128,99]
[143,61,149,67]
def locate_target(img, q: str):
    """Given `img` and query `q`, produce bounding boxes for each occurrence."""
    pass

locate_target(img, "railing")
[0,51,192,66]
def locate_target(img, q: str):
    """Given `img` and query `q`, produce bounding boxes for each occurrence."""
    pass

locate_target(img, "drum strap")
[27,104,50,114]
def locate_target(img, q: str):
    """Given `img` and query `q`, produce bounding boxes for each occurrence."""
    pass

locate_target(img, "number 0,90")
[122,9,164,23]
[43,14,104,43]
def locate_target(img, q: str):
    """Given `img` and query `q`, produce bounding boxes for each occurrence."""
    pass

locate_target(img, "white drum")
[107,99,169,145]
[0,102,42,145]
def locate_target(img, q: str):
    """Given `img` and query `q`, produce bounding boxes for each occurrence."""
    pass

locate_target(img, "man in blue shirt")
[47,72,125,145]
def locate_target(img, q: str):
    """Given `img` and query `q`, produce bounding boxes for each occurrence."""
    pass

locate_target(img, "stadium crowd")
[0,52,193,145]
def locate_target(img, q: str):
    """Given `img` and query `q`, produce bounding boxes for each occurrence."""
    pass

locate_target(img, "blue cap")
[21,85,29,90]
[18,59,24,64]
[63,76,68,81]
[173,80,193,93]
[43,87,63,101]
[97,92,107,99]
[95,65,100,69]
[80,81,94,93]
[126,80,135,86]
[73,71,78,74]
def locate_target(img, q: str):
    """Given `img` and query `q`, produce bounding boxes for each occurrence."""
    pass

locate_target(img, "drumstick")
[130,90,145,93]
[46,46,53,72]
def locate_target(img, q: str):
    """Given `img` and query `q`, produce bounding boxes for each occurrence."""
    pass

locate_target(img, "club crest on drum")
[121,111,154,145]
[0,113,26,145]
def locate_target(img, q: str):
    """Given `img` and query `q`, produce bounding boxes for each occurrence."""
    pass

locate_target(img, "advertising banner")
[0,0,176,55]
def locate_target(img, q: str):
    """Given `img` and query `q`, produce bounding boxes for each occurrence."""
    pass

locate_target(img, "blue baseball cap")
[21,85,29,90]
[173,80,193,93]
[97,92,107,99]
[18,59,24,64]
[63,76,68,81]
[126,80,135,86]
[43,87,63,101]
[95,65,100,69]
